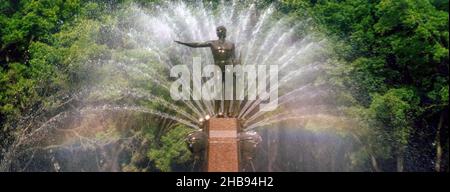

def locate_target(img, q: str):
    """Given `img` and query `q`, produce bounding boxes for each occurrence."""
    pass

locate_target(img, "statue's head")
[216,26,227,39]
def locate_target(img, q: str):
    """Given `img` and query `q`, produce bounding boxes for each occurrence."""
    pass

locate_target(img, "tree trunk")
[370,155,381,172]
[267,127,278,172]
[351,132,381,172]
[434,111,445,172]
[397,155,404,172]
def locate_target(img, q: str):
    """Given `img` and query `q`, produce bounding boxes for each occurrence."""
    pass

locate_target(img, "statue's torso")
[210,40,234,68]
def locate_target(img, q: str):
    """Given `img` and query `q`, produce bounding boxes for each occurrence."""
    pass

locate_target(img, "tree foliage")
[282,0,448,171]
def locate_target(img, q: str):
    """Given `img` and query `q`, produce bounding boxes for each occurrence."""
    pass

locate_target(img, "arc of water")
[252,20,291,65]
[238,40,320,115]
[119,88,199,123]
[241,5,275,65]
[238,57,318,119]
[142,4,212,116]
[245,103,331,128]
[116,62,206,118]
[244,115,311,131]
[118,2,330,124]
[242,84,313,125]
[83,105,200,129]
[242,65,325,123]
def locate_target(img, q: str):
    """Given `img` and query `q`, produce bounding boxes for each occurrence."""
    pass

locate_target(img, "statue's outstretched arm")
[174,40,210,48]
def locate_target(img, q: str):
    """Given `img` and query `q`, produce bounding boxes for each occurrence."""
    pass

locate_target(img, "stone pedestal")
[206,118,239,172]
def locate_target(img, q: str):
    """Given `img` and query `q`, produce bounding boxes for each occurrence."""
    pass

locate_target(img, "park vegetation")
[0,0,448,171]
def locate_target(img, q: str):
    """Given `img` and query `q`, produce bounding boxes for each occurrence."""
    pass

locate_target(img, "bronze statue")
[174,26,238,68]
[175,26,239,116]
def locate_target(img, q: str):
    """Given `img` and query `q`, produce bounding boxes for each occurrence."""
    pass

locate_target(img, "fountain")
[174,25,261,171]
[1,0,337,172]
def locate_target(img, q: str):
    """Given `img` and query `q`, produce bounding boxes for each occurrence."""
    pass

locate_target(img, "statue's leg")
[224,100,230,117]
[231,73,237,117]
[222,71,228,116]
[226,74,235,117]
[215,74,224,116]
[215,100,219,115]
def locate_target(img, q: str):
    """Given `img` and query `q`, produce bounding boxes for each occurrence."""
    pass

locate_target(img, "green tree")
[282,0,448,171]
[367,88,420,171]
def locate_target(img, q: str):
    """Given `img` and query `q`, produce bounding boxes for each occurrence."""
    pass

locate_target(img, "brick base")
[206,118,239,172]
